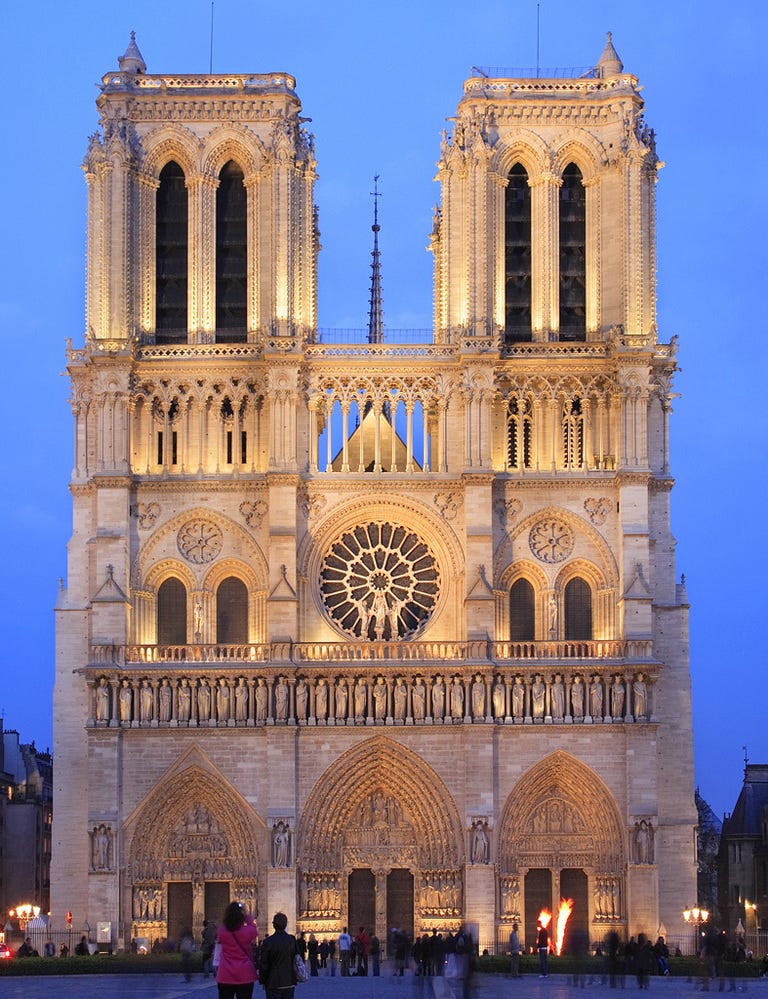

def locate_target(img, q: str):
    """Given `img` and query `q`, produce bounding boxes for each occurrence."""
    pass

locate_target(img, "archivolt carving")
[491,130,551,182]
[499,751,624,873]
[140,123,202,178]
[297,737,463,872]
[550,135,605,182]
[201,123,265,177]
[126,764,261,883]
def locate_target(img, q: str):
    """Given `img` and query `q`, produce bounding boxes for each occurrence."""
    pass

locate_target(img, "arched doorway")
[499,751,625,949]
[125,762,262,943]
[297,737,464,942]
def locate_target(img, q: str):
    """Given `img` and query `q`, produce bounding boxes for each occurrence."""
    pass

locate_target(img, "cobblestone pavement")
[0,968,762,999]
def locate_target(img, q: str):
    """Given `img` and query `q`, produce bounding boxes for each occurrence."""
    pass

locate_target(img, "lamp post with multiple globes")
[683,906,709,956]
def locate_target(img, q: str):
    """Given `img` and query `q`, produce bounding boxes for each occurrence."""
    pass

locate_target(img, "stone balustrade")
[87,667,654,729]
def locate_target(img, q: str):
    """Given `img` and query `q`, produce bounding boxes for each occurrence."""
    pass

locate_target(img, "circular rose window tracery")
[529,518,574,564]
[320,522,440,640]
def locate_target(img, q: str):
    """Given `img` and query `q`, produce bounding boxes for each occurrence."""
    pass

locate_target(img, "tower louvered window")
[216,161,247,341]
[505,163,532,342]
[507,395,534,470]
[559,163,586,340]
[155,162,188,341]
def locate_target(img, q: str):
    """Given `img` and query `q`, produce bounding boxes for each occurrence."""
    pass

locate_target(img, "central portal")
[348,869,375,935]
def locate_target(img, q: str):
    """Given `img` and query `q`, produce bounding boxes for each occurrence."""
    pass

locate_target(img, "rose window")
[320,522,440,640]
[529,518,574,564]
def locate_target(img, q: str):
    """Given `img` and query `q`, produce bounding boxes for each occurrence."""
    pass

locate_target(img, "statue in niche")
[91,823,112,870]
[273,821,290,867]
[531,675,545,718]
[198,680,211,721]
[431,676,445,719]
[315,678,327,721]
[450,677,463,718]
[590,675,603,718]
[611,676,625,718]
[501,877,520,916]
[119,679,132,722]
[393,678,407,721]
[512,677,524,718]
[492,675,505,719]
[235,678,248,722]
[217,678,230,722]
[551,675,565,719]
[471,674,485,718]
[335,679,348,720]
[412,678,426,720]
[354,678,367,720]
[571,675,584,718]
[275,677,289,721]
[158,679,172,723]
[95,678,110,721]
[140,679,153,722]
[255,678,268,721]
[634,819,654,863]
[177,678,191,722]
[296,678,308,721]
[633,673,648,718]
[471,820,490,864]
[373,677,387,720]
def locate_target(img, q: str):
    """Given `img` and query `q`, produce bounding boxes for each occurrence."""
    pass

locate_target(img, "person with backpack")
[216,901,259,999]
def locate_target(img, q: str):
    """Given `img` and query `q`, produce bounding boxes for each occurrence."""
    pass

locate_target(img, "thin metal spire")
[367,176,384,345]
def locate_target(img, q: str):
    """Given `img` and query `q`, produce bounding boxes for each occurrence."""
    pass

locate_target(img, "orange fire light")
[555,898,574,956]
[537,908,552,930]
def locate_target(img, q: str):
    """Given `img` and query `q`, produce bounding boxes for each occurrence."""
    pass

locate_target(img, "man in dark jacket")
[260,911,297,999]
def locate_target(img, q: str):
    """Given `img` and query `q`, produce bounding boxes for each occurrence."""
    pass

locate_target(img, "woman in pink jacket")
[216,901,259,999]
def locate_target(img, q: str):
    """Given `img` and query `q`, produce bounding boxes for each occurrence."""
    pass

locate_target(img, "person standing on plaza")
[260,911,297,999]
[216,901,259,999]
[307,932,319,976]
[508,922,521,978]
[338,926,352,976]
[370,933,381,976]
[202,918,218,978]
[536,920,549,978]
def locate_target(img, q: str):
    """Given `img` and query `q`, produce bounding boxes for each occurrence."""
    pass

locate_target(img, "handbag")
[212,942,223,968]
[294,953,310,984]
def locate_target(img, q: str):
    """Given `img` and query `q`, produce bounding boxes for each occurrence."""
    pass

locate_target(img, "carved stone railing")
[89,638,653,667]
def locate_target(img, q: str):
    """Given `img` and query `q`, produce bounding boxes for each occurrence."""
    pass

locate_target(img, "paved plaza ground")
[0,968,763,999]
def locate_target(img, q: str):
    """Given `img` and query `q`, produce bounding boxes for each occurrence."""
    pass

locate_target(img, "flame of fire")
[555,898,574,956]
[537,908,552,929]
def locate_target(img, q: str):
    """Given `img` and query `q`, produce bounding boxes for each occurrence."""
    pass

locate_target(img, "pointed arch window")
[156,161,188,341]
[216,576,248,644]
[564,577,592,640]
[505,163,532,342]
[562,396,584,469]
[507,395,534,470]
[510,578,535,641]
[157,577,187,645]
[559,163,586,341]
[216,161,247,342]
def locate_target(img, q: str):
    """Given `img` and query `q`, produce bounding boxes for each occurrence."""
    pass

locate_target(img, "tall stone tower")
[52,33,696,952]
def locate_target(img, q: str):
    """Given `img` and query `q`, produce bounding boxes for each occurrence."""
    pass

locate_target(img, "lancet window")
[216,577,248,644]
[559,163,586,340]
[564,577,592,640]
[504,163,532,342]
[216,161,247,341]
[155,162,188,341]
[157,577,187,645]
[509,579,535,641]
[507,395,534,470]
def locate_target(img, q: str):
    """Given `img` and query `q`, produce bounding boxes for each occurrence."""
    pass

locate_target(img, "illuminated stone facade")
[52,33,696,951]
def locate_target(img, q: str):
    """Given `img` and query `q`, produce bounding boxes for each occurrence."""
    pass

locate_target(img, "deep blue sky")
[1,1,764,821]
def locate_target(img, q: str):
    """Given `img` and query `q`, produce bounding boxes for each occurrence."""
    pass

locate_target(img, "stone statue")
[235,678,248,722]
[119,680,132,723]
[217,678,230,722]
[633,674,648,718]
[315,678,328,721]
[611,676,625,718]
[471,821,489,864]
[158,679,172,723]
[255,678,268,721]
[197,680,211,721]
[471,674,485,718]
[387,597,401,640]
[335,679,348,720]
[548,592,558,637]
[373,677,387,720]
[194,602,204,635]
[95,678,110,722]
[92,823,111,869]
[358,596,371,640]
[450,677,464,719]
[590,675,603,718]
[354,678,367,720]
[635,819,653,863]
[275,677,289,721]
[551,674,565,719]
[273,821,290,867]
[492,676,505,719]
[512,677,524,718]
[371,589,390,640]
[393,678,407,721]
[412,678,426,720]
[571,675,584,718]
[177,679,191,722]
[531,675,545,719]
[296,679,308,721]
[140,680,153,722]
[431,676,445,719]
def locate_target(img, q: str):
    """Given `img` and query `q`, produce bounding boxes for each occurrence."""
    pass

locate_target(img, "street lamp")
[683,906,709,956]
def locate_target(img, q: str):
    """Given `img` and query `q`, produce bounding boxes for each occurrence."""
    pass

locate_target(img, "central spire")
[367,175,384,344]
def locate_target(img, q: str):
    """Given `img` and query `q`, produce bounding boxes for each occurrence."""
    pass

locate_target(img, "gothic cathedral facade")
[52,34,696,950]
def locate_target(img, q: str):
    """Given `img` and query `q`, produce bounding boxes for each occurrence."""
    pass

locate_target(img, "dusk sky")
[1,0,764,822]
